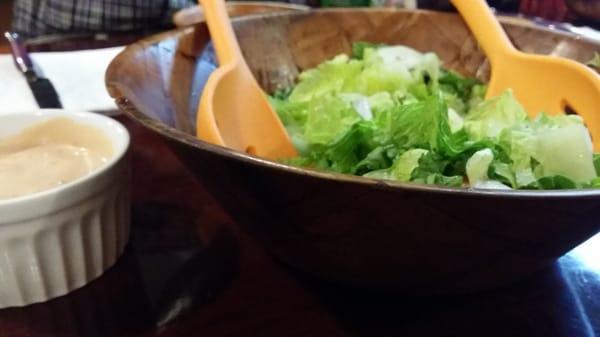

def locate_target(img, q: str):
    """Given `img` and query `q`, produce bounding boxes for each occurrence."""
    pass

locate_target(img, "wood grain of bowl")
[106,9,600,293]
[172,1,309,28]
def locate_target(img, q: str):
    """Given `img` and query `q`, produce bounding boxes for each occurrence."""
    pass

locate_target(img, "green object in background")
[321,0,371,7]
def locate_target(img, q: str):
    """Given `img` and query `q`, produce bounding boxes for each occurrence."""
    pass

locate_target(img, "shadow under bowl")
[106,9,600,293]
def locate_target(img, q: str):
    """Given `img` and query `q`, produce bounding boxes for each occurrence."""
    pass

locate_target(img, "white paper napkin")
[0,56,38,113]
[0,46,124,114]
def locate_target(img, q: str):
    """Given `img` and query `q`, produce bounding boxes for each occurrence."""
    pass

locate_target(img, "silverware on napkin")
[4,31,63,109]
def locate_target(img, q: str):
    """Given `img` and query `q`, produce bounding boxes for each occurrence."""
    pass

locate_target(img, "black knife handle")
[4,31,34,74]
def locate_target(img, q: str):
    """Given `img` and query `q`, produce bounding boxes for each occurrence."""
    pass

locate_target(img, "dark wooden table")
[1,37,599,337]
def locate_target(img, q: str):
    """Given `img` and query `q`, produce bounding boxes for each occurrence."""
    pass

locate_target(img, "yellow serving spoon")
[451,0,600,149]
[196,0,297,159]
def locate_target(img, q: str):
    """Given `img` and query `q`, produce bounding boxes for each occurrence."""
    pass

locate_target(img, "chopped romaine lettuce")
[364,148,429,182]
[464,90,527,140]
[271,43,599,190]
[465,149,510,189]
[531,123,595,182]
[303,95,361,145]
[588,52,600,68]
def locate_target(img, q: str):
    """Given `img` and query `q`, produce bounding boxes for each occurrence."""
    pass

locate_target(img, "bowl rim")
[172,1,310,28]
[107,8,600,199]
[0,109,130,209]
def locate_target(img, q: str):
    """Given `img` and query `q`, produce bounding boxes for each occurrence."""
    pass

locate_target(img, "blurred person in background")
[370,0,598,28]
[518,0,600,24]
[564,0,600,24]
[12,0,195,38]
[12,0,600,39]
[412,0,599,27]
[11,0,321,38]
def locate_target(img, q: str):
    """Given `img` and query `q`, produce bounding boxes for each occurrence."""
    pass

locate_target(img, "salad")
[270,43,600,190]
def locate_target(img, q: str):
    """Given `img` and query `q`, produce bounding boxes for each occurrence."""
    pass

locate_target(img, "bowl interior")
[107,9,599,141]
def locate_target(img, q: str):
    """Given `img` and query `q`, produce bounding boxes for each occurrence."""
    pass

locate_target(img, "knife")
[4,31,63,109]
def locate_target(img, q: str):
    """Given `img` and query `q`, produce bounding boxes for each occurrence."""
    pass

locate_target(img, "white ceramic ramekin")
[0,110,131,308]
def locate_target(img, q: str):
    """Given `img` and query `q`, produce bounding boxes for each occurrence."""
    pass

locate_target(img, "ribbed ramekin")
[0,110,130,308]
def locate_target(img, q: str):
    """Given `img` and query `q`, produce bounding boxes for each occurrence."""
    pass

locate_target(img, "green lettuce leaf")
[307,122,376,174]
[352,41,385,59]
[355,144,399,176]
[587,52,600,68]
[464,90,527,141]
[271,42,599,190]
[303,95,361,145]
[410,152,463,187]
[465,148,511,189]
[537,176,578,189]
[439,70,479,101]
[531,123,596,183]
[373,92,468,157]
[594,154,600,175]
[270,97,310,154]
[500,114,597,187]
[364,148,428,181]
[289,54,363,102]
[390,149,429,181]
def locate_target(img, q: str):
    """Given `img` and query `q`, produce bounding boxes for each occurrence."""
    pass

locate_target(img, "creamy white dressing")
[0,118,113,200]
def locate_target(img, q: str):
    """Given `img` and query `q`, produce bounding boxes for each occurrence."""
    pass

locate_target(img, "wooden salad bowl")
[106,9,600,293]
